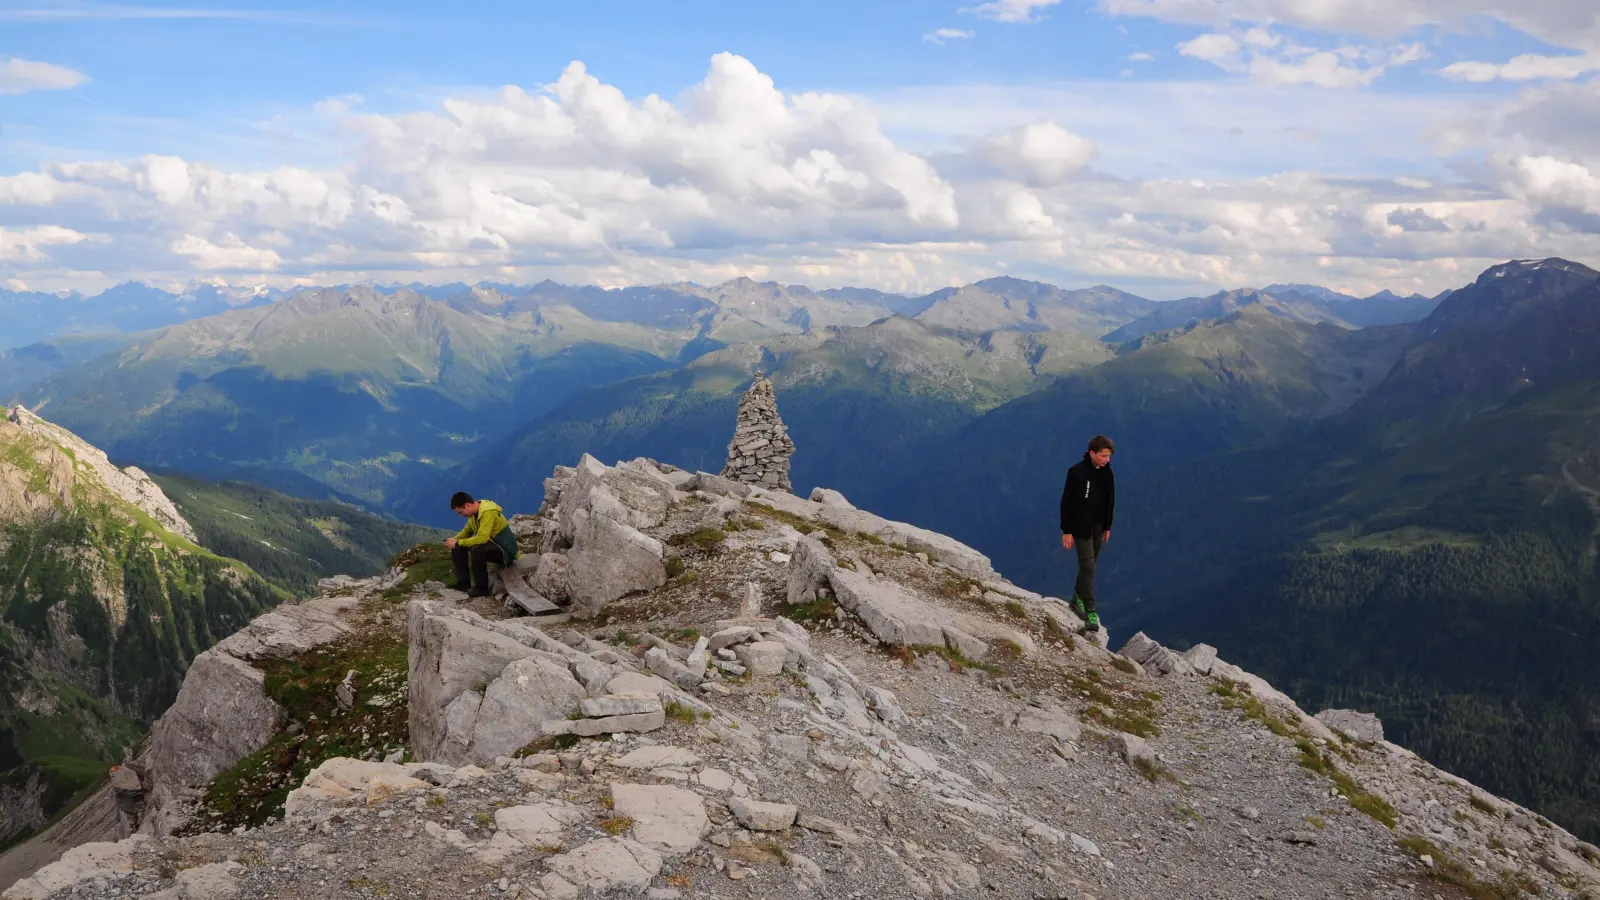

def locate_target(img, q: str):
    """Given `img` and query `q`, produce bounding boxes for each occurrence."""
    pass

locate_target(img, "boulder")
[809,487,855,508]
[496,800,589,848]
[687,472,751,498]
[1119,632,1194,677]
[1015,706,1082,744]
[408,605,539,762]
[530,552,572,603]
[734,641,788,677]
[785,536,837,607]
[1315,709,1385,744]
[2,837,146,900]
[173,863,240,899]
[564,510,666,619]
[610,783,709,854]
[579,693,664,718]
[1115,732,1157,768]
[1182,643,1220,675]
[728,797,798,831]
[544,838,663,894]
[466,656,589,762]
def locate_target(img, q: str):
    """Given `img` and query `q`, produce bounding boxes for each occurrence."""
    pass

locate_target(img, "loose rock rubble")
[10,452,1600,900]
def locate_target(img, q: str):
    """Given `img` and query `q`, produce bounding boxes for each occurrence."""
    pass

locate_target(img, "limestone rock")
[734,641,787,677]
[1015,706,1082,744]
[728,797,798,831]
[468,656,589,762]
[580,693,664,718]
[2,836,145,899]
[408,606,539,762]
[1119,632,1195,676]
[1115,732,1157,768]
[173,863,239,900]
[610,783,710,854]
[809,487,854,508]
[545,837,663,893]
[564,510,666,619]
[1315,709,1385,743]
[496,800,588,848]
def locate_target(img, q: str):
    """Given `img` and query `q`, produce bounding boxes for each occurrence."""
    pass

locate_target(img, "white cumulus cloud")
[0,57,89,94]
[924,28,976,43]
[961,0,1063,24]
[1443,51,1600,83]
[975,122,1098,186]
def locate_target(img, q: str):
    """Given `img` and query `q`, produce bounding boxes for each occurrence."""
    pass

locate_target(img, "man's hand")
[1102,530,1111,544]
[1061,534,1075,551]
[444,537,457,549]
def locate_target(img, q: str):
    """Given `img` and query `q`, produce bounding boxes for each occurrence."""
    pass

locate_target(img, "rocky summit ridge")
[6,452,1600,900]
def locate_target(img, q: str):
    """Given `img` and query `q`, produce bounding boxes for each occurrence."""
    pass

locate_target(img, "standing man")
[1060,435,1115,633]
[445,492,520,598]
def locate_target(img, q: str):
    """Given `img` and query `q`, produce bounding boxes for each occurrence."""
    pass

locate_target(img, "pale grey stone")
[611,783,709,854]
[565,510,666,619]
[708,626,758,652]
[728,797,798,831]
[467,656,589,763]
[580,693,664,718]
[1315,709,1385,743]
[1119,632,1195,676]
[1183,643,1220,675]
[173,863,239,900]
[545,837,663,893]
[544,710,666,738]
[809,487,854,508]
[1015,706,1082,744]
[734,641,788,677]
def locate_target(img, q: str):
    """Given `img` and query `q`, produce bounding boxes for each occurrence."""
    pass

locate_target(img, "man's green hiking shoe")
[1084,612,1102,632]
[1069,596,1087,619]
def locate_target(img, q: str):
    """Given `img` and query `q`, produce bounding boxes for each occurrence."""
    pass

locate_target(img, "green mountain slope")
[149,472,444,596]
[1104,259,1600,841]
[17,287,681,505]
[0,407,281,848]
[403,315,1113,524]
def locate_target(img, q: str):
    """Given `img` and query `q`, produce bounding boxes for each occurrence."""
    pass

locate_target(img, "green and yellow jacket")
[455,499,520,562]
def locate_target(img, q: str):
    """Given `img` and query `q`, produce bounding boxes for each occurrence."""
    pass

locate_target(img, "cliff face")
[0,407,278,851]
[5,452,1600,900]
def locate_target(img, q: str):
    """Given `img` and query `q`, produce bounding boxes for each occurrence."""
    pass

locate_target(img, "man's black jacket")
[1059,453,1115,540]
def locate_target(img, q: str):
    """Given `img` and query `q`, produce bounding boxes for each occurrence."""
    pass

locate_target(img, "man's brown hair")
[1088,435,1115,454]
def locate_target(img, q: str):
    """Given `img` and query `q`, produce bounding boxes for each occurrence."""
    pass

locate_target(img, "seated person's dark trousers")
[452,543,507,590]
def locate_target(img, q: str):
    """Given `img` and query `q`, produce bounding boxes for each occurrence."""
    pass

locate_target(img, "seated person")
[445,491,520,597]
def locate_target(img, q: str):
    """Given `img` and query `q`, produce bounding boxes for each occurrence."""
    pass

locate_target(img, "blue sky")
[2,0,1599,298]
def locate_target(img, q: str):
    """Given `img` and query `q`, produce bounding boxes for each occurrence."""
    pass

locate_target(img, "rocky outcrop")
[512,454,669,619]
[720,375,795,491]
[3,406,195,542]
[138,584,385,836]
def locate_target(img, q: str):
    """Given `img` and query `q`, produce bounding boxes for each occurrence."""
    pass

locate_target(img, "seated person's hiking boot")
[1084,612,1102,632]
[467,587,491,599]
[1069,596,1087,619]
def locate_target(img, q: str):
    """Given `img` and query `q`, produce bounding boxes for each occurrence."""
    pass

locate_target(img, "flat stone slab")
[612,745,702,770]
[610,783,709,854]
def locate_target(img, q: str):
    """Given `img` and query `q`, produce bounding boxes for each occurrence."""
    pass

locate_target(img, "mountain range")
[2,274,1441,511]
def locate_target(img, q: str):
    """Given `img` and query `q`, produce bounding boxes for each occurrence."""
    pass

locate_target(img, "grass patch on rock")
[780,594,838,626]
[886,643,1001,675]
[1210,682,1294,738]
[381,543,455,601]
[1398,835,1535,900]
[1068,670,1163,738]
[185,613,410,833]
[1295,739,1398,829]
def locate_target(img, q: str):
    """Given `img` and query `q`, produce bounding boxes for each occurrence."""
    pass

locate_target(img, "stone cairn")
[721,374,796,492]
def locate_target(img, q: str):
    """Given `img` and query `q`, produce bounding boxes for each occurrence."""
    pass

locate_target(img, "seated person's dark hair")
[449,491,475,511]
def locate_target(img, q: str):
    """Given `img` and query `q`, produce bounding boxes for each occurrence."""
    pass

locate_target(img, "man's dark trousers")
[452,543,507,591]
[1074,532,1105,615]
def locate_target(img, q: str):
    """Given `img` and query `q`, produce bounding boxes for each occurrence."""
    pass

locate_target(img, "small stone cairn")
[721,374,796,492]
